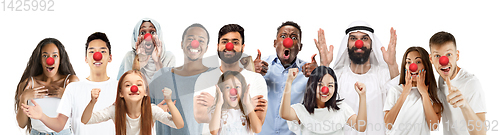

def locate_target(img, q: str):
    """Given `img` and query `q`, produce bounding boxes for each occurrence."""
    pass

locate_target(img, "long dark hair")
[399,46,443,112]
[214,71,252,131]
[14,38,76,133]
[115,70,153,135]
[303,66,343,114]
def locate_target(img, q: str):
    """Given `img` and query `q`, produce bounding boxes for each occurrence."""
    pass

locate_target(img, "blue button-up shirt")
[258,55,308,135]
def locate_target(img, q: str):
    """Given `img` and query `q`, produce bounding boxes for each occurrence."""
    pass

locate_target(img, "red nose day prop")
[355,40,363,49]
[191,40,199,48]
[321,86,329,94]
[283,38,293,48]
[46,57,55,66]
[130,85,138,93]
[409,63,418,72]
[144,33,152,41]
[439,56,449,66]
[93,52,102,61]
[226,42,234,51]
[230,88,237,96]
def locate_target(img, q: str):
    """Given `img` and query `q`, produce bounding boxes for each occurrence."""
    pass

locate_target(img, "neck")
[125,99,143,119]
[178,57,207,72]
[350,59,371,74]
[87,70,109,82]
[220,60,242,72]
[40,74,63,82]
[281,58,296,69]
[316,98,325,108]
[449,66,461,80]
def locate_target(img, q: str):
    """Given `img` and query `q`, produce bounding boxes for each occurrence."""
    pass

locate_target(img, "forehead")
[320,74,334,82]
[430,41,456,52]
[349,31,369,37]
[42,43,59,52]
[406,51,422,58]
[140,22,155,28]
[279,25,299,33]
[220,32,241,40]
[123,73,143,82]
[88,39,108,49]
[185,27,208,38]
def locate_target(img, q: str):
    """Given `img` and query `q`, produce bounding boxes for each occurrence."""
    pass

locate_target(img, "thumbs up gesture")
[301,54,318,77]
[254,49,269,76]
[445,77,467,108]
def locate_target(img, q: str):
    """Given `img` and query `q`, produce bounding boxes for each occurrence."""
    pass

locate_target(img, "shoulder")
[68,75,80,83]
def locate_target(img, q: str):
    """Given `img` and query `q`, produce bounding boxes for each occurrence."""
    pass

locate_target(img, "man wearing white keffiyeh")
[304,21,400,135]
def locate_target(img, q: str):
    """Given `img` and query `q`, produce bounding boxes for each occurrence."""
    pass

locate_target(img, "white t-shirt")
[383,86,430,135]
[335,65,399,135]
[438,69,487,135]
[214,108,253,135]
[87,104,177,135]
[57,79,118,135]
[286,102,355,135]
[194,68,268,134]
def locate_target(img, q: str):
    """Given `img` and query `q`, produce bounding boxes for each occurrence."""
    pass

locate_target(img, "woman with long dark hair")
[383,46,443,135]
[15,38,79,134]
[280,66,367,134]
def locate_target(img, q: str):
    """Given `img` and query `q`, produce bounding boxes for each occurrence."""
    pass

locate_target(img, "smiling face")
[347,32,372,64]
[217,32,244,64]
[316,74,335,103]
[220,76,242,108]
[430,42,459,79]
[40,43,60,77]
[406,51,425,82]
[85,39,112,72]
[139,22,157,55]
[119,73,147,102]
[182,27,208,61]
[274,25,301,67]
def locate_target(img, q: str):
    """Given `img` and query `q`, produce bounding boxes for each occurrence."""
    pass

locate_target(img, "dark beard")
[218,51,242,64]
[348,46,371,65]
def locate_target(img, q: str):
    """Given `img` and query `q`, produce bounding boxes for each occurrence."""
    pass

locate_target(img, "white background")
[1,0,498,134]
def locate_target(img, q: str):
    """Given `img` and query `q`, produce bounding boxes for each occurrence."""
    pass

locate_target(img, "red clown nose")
[226,42,234,51]
[191,40,199,48]
[355,40,363,49]
[93,52,102,61]
[283,38,293,48]
[230,88,237,96]
[46,57,55,66]
[409,63,418,72]
[144,33,152,41]
[321,86,329,94]
[439,56,449,66]
[130,85,138,93]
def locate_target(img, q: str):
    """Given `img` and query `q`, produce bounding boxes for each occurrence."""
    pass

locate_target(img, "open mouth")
[46,67,54,72]
[320,93,329,98]
[129,92,140,96]
[410,72,419,77]
[283,49,290,59]
[230,95,237,101]
[440,67,451,73]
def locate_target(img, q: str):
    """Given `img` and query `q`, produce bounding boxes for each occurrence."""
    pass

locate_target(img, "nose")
[439,56,449,66]
[130,85,138,93]
[46,57,55,66]
[355,40,363,49]
[409,63,418,72]
[283,38,293,48]
[321,86,329,95]
[144,33,152,42]
[93,52,102,61]
[226,42,234,51]
[230,88,237,96]
[191,40,199,48]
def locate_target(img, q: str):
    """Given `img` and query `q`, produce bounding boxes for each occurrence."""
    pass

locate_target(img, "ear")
[429,54,433,64]
[241,44,245,53]
[108,54,113,62]
[181,41,183,50]
[85,56,88,64]
[456,50,460,61]
[273,39,277,48]
[119,92,124,98]
[298,43,303,51]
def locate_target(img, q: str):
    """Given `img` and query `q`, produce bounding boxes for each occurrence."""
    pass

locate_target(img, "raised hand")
[301,54,318,77]
[215,85,224,107]
[381,27,398,66]
[402,69,413,94]
[48,86,65,98]
[152,34,162,63]
[314,28,334,66]
[242,84,253,115]
[254,49,269,76]
[21,100,43,120]
[90,88,101,103]
[195,92,214,107]
[157,99,176,112]
[251,95,267,112]
[354,82,366,96]
[416,69,428,95]
[287,68,299,83]
[162,87,173,100]
[445,78,467,108]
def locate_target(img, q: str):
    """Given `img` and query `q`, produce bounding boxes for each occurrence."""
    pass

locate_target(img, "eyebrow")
[186,35,206,40]
[88,47,108,50]
[406,57,422,60]
[221,38,239,41]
